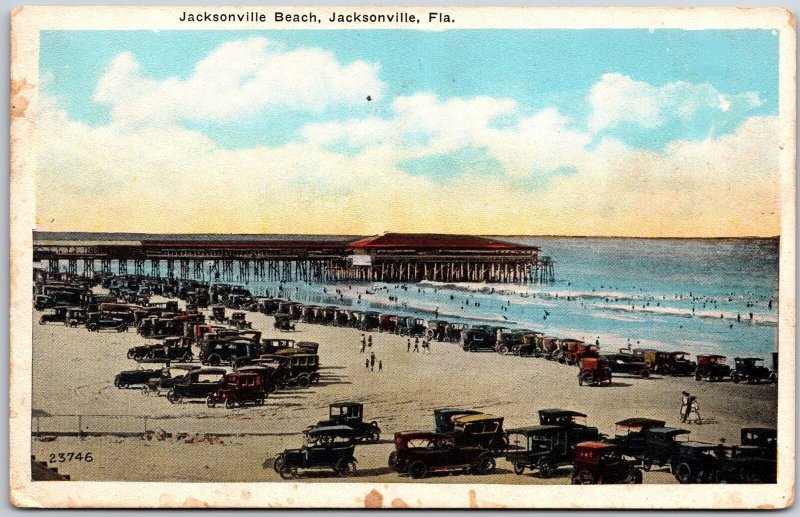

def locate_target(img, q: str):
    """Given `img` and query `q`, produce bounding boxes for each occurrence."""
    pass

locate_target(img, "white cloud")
[588,72,763,133]
[94,38,384,125]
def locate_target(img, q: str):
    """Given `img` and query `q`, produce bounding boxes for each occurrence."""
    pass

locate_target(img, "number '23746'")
[49,452,93,463]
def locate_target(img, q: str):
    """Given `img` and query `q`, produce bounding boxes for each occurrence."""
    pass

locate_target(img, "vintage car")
[571,442,643,484]
[141,364,200,396]
[267,353,320,387]
[228,311,252,330]
[434,409,483,433]
[39,306,69,325]
[639,427,691,470]
[442,322,468,343]
[397,316,425,336]
[65,307,88,327]
[319,307,337,325]
[388,431,496,479]
[305,402,381,443]
[260,338,296,355]
[210,306,226,323]
[460,328,497,352]
[199,337,261,367]
[167,367,227,403]
[695,354,732,382]
[505,425,574,477]
[114,367,164,389]
[86,312,128,332]
[561,339,598,365]
[609,418,667,459]
[272,425,357,479]
[34,294,54,311]
[378,314,400,333]
[235,364,281,394]
[137,317,185,339]
[426,320,449,341]
[127,337,194,363]
[538,336,560,359]
[206,372,265,409]
[635,349,696,376]
[732,357,776,384]
[273,313,296,331]
[740,427,777,458]
[299,305,319,323]
[601,353,650,378]
[537,409,602,449]
[715,447,777,483]
[450,414,508,451]
[512,331,544,356]
[494,330,524,355]
[333,309,350,327]
[275,341,320,356]
[578,357,612,386]
[671,441,725,483]
[357,311,380,332]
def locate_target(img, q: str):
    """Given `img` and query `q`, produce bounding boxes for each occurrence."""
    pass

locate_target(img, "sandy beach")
[31,301,778,483]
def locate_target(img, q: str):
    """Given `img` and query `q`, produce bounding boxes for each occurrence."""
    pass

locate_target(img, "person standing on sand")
[407,339,411,352]
[365,358,370,370]
[414,340,419,353]
[368,335,373,348]
[378,360,383,372]
[370,352,375,371]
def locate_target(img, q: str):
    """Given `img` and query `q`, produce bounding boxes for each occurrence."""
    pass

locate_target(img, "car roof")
[331,402,362,408]
[395,430,443,439]
[196,368,227,375]
[454,414,501,423]
[306,425,355,436]
[539,409,587,418]
[700,354,727,359]
[434,408,481,415]
[507,425,561,435]
[615,418,667,428]
[735,357,764,361]
[678,441,717,449]
[576,441,614,449]
[742,427,776,434]
[646,427,691,436]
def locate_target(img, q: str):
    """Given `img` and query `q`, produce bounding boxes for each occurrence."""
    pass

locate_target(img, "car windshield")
[600,449,620,461]
[406,437,436,448]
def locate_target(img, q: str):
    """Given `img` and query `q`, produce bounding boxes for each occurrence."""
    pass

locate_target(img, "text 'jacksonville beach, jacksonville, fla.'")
[179,10,455,24]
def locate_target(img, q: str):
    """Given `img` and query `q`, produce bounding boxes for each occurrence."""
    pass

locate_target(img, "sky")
[35,29,780,236]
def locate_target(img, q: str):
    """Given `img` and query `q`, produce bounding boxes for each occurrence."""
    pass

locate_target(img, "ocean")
[46,236,780,359]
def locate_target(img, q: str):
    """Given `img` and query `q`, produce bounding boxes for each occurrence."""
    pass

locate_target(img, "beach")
[31,301,778,483]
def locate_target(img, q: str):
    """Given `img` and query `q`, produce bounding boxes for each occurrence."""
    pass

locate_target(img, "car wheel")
[642,458,653,472]
[88,324,98,332]
[278,464,296,480]
[695,373,703,381]
[581,372,594,386]
[498,345,509,355]
[512,463,526,475]
[640,369,650,378]
[225,398,236,409]
[167,390,181,404]
[337,460,356,477]
[113,375,123,388]
[474,454,496,475]
[208,354,221,366]
[141,386,150,396]
[297,375,310,387]
[675,462,693,484]
[388,452,397,470]
[257,398,265,406]
[733,373,741,384]
[266,383,278,394]
[206,395,217,408]
[770,373,778,383]
[409,461,427,479]
[127,350,135,359]
[628,468,643,484]
[273,455,285,473]
[39,317,46,325]
[310,373,320,384]
[574,470,596,484]
[538,460,554,479]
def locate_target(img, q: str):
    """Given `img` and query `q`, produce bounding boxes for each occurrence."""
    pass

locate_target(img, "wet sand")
[31,300,778,483]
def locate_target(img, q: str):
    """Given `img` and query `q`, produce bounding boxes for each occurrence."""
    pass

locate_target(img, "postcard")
[9,5,796,509]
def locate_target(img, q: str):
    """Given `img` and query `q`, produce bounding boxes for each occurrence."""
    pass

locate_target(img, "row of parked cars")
[267,404,777,484]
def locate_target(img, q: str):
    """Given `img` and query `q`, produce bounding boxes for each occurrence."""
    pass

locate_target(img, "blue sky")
[35,29,781,236]
[41,29,777,150]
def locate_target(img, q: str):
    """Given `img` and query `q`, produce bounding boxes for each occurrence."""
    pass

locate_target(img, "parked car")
[609,418,667,459]
[639,427,691,470]
[114,367,164,389]
[210,306,226,323]
[695,354,732,382]
[272,425,357,479]
[274,314,295,331]
[740,427,777,458]
[450,414,507,451]
[199,337,261,367]
[358,311,381,331]
[562,339,598,366]
[571,442,643,484]
[167,368,227,403]
[228,311,252,330]
[206,372,265,409]
[137,317,184,339]
[732,357,776,384]
[602,353,650,378]
[141,364,200,396]
[578,357,612,386]
[671,441,724,483]
[505,425,573,477]
[635,349,696,376]
[39,306,69,325]
[65,307,88,327]
[128,337,194,363]
[305,402,381,443]
[378,314,399,333]
[398,316,425,336]
[426,320,449,341]
[388,431,496,479]
[538,409,602,448]
[86,312,128,332]
[460,328,497,352]
[434,408,483,434]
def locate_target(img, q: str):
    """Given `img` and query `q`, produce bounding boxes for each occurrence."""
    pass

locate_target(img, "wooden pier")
[33,232,554,284]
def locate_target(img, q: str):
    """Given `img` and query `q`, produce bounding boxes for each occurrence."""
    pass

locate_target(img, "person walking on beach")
[365,358,370,370]
[368,335,373,348]
[378,360,383,372]
[413,340,419,353]
[361,333,366,351]
[370,352,375,371]
[407,339,411,352]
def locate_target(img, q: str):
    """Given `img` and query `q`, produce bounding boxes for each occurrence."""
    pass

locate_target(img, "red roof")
[347,233,537,251]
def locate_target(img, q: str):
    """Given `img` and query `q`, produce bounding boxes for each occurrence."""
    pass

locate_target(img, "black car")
[272,425,357,479]
[505,425,573,477]
[740,427,777,458]
[86,313,128,332]
[601,353,650,378]
[39,306,69,325]
[639,427,691,470]
[538,409,602,448]
[434,408,483,433]
[460,328,496,352]
[114,367,164,389]
[167,368,226,403]
[732,357,776,384]
[273,314,295,331]
[671,441,723,483]
[305,402,381,443]
[142,364,200,397]
[127,337,194,363]
[199,338,261,366]
[609,418,667,459]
